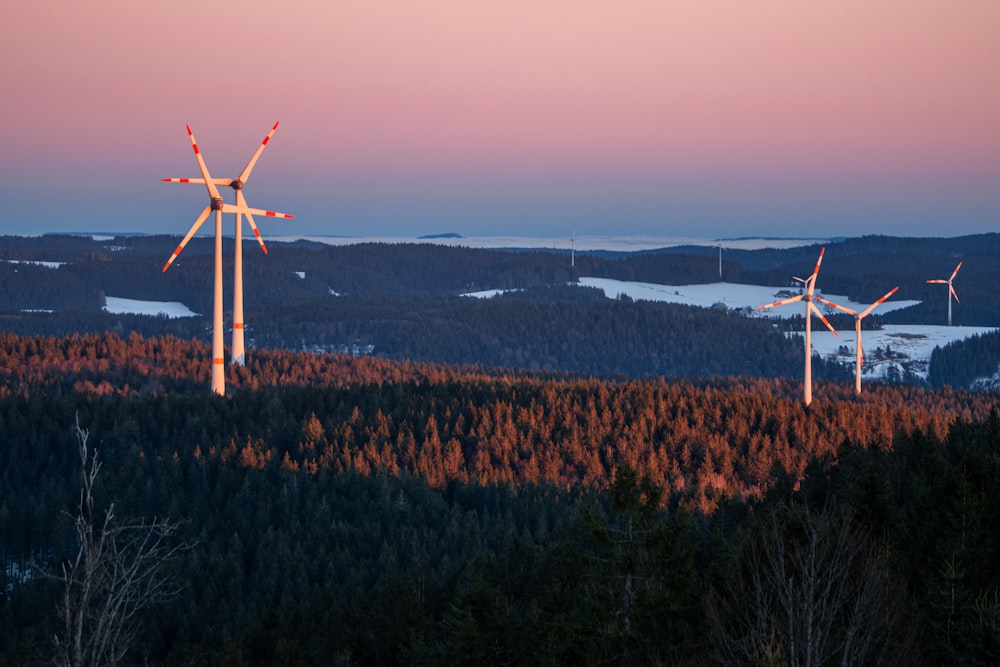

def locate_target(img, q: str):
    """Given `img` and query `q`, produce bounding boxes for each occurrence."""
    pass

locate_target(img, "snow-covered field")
[462,288,520,299]
[577,278,921,316]
[804,324,996,381]
[103,297,198,318]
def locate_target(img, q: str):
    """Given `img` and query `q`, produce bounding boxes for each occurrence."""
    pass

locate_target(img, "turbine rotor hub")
[210,196,224,211]
[229,180,243,191]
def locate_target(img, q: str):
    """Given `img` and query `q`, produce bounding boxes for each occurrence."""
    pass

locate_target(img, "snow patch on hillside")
[577,278,920,317]
[461,288,520,299]
[2,259,65,269]
[804,325,996,380]
[103,297,198,318]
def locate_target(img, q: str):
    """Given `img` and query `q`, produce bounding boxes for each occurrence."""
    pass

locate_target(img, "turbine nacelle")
[210,196,225,211]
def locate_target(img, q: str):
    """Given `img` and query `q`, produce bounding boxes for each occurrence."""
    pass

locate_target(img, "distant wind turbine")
[757,248,839,406]
[162,125,293,395]
[926,261,962,326]
[815,286,899,395]
[163,122,293,366]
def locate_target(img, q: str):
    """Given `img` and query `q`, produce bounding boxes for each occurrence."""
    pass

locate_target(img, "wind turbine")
[814,286,899,395]
[163,122,293,366]
[162,125,293,395]
[926,261,962,326]
[757,248,839,406]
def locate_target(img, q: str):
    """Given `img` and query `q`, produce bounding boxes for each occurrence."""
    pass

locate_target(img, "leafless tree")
[706,504,917,667]
[49,415,188,667]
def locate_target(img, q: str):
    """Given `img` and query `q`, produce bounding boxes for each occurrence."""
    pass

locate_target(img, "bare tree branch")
[47,414,191,667]
[706,504,917,666]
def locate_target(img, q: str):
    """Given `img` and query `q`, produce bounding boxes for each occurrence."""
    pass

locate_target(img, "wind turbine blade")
[757,295,803,310]
[814,295,856,316]
[162,177,230,185]
[237,121,279,184]
[186,125,222,200]
[927,279,947,284]
[951,285,960,303]
[221,203,294,219]
[162,206,211,272]
[858,286,899,318]
[809,302,840,337]
[950,261,963,281]
[810,247,826,278]
[237,191,269,254]
[801,249,826,296]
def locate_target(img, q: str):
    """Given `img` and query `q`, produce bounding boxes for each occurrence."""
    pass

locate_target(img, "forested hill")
[1,233,998,386]
[2,331,1000,664]
[0,331,995,510]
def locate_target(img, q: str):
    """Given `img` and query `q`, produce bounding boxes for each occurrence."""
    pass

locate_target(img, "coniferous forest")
[0,331,998,665]
[1,234,1000,665]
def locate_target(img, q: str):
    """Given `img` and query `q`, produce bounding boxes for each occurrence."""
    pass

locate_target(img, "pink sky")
[2,0,998,238]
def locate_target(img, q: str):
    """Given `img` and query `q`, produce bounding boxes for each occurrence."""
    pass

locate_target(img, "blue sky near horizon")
[2,1,998,241]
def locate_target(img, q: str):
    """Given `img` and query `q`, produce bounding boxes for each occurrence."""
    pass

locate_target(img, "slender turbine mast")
[815,286,899,394]
[716,239,723,281]
[757,248,839,406]
[926,261,962,326]
[162,125,293,395]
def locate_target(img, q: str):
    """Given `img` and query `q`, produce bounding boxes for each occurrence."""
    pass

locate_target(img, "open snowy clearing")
[577,278,921,317]
[797,324,995,380]
[103,297,198,318]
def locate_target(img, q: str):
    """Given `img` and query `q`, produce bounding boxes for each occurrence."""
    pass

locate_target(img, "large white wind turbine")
[757,248,840,406]
[163,122,293,366]
[814,286,899,395]
[926,261,962,326]
[162,125,293,395]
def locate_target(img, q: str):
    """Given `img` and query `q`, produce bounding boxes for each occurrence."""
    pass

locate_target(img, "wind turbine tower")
[717,239,723,281]
[815,286,899,394]
[757,248,839,406]
[162,125,293,395]
[927,261,962,326]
